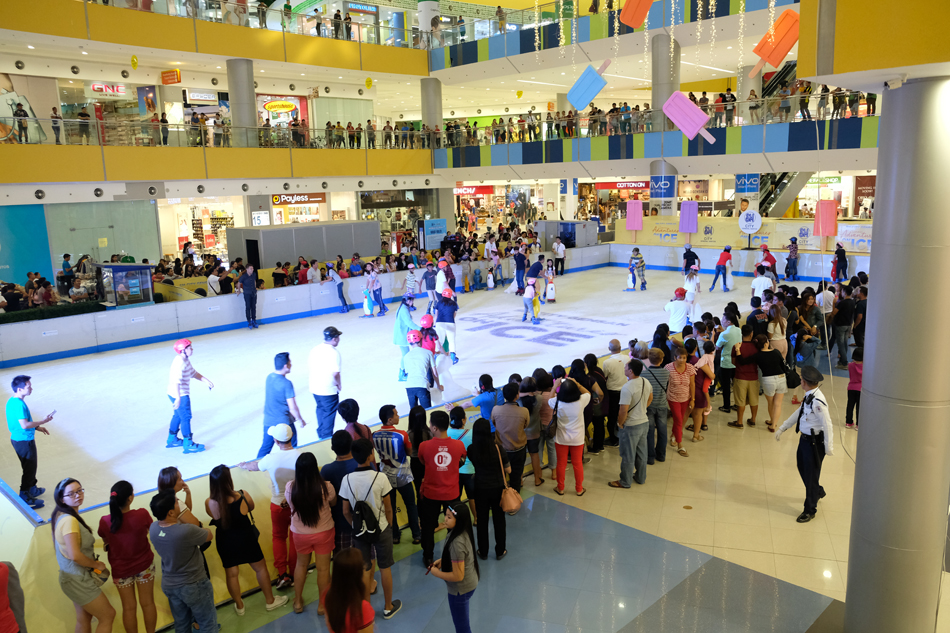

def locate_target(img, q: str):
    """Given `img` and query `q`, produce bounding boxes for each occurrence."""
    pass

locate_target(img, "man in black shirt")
[723,88,737,126]
[1,285,23,311]
[236,264,259,329]
[830,284,855,369]
[77,107,92,145]
[682,244,700,276]
[746,297,769,339]
[852,286,867,348]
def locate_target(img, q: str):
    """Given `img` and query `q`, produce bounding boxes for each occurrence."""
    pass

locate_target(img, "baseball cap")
[267,424,294,442]
[323,326,342,340]
[801,366,824,383]
[674,287,687,298]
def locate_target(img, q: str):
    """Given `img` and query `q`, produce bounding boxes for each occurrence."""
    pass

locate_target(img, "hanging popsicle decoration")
[567,59,612,111]
[620,0,651,28]
[662,92,716,143]
[748,9,799,77]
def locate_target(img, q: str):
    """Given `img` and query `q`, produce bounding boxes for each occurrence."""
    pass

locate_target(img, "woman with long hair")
[97,480,156,633]
[392,294,417,381]
[156,467,201,527]
[205,465,287,615]
[736,334,788,432]
[797,292,822,339]
[685,340,715,441]
[324,548,373,633]
[651,324,673,367]
[569,358,603,455]
[533,368,558,481]
[428,503,480,633]
[767,304,788,358]
[583,354,608,453]
[285,452,336,614]
[52,478,116,633]
[518,376,545,487]
[407,405,431,501]
[664,346,697,457]
[466,418,508,559]
[548,377,591,495]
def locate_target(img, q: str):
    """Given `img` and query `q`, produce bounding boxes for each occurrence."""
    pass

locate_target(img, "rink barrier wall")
[0,243,866,369]
[0,343,612,633]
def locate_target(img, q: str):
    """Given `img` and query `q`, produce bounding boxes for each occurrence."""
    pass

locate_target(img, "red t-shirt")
[97,508,155,580]
[0,562,17,633]
[762,252,776,266]
[418,437,466,500]
[734,341,760,381]
[716,252,732,266]
[298,269,309,284]
[321,591,374,633]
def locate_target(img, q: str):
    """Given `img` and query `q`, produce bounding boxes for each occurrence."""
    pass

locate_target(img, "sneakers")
[624,287,635,292]
[531,317,541,325]
[835,364,849,370]
[19,491,43,509]
[383,600,402,619]
[276,574,294,590]
[28,485,46,498]
[723,288,730,292]
[522,314,528,322]
[183,437,206,454]
[845,423,854,430]
[166,434,184,448]
[265,595,289,611]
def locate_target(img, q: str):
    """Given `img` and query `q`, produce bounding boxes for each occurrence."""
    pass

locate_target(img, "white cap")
[267,424,294,442]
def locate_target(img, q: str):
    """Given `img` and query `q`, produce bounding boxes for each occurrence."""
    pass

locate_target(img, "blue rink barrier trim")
[606,261,828,282]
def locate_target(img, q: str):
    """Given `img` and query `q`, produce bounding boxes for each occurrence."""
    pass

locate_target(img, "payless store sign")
[272,193,326,205]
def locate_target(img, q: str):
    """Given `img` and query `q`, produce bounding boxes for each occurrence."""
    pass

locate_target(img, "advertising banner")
[649,175,676,215]
[0,204,53,282]
[836,222,872,253]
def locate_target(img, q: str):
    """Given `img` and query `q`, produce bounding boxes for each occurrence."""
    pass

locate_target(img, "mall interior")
[0,0,946,632]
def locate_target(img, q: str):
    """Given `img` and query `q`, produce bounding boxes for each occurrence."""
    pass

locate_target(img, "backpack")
[348,473,382,544]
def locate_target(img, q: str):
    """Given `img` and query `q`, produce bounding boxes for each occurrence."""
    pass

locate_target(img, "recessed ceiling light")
[216,66,221,69]
[338,76,342,79]
[27,45,34,49]
[727,46,733,49]
[561,72,565,75]
[81,51,88,55]
[301,73,305,76]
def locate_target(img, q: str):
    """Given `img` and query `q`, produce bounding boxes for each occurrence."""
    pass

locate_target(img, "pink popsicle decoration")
[814,199,838,237]
[663,92,716,143]
[679,200,699,233]
[626,200,643,230]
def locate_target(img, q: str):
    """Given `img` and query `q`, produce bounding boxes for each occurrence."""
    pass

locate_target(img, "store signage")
[855,175,876,198]
[649,175,676,199]
[161,69,182,85]
[594,181,649,190]
[559,178,578,195]
[272,193,326,205]
[453,186,493,195]
[346,2,378,14]
[264,99,298,113]
[188,90,217,102]
[90,82,127,95]
[806,175,841,186]
[204,234,217,248]
[738,210,763,235]
[83,82,130,101]
[735,173,759,194]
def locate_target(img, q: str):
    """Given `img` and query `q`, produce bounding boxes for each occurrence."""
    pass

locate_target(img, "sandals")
[691,436,704,442]
[701,424,708,431]
[747,420,756,427]
[768,427,776,433]
[670,438,677,447]
[727,421,744,429]
[534,478,545,486]
[608,480,625,488]
[577,488,587,496]
[686,424,695,432]
[555,487,565,496]
[677,448,689,457]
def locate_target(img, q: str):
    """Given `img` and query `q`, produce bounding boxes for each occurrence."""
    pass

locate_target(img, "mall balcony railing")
[432,90,882,147]
[77,0,427,50]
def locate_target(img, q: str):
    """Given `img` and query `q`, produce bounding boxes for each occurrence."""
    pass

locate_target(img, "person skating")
[167,339,214,453]
[321,262,349,313]
[309,327,343,441]
[525,254,545,303]
[710,245,732,292]
[256,352,307,458]
[434,289,460,365]
[5,375,53,509]
[629,248,646,291]
[775,366,834,523]
[421,262,438,314]
[682,244,700,277]
[392,294,417,381]
[783,237,800,281]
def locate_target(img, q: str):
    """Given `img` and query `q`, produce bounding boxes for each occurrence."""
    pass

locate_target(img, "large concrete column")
[844,76,950,633]
[649,159,678,216]
[421,78,443,130]
[736,66,762,123]
[650,33,680,131]
[226,59,258,148]
[556,93,569,114]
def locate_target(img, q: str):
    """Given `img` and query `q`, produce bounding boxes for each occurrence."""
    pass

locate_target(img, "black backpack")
[348,473,382,544]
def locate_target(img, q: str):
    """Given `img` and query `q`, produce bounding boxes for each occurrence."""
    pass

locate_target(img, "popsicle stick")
[748,58,766,78]
[699,128,716,143]
[597,59,612,74]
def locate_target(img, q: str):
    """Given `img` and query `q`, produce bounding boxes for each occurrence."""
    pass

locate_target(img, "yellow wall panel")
[0,145,105,184]
[292,149,367,177]
[361,45,430,76]
[87,3,196,51]
[196,21,286,62]
[680,77,736,95]
[1,0,87,39]
[206,147,292,179]
[284,34,361,71]
[797,0,819,78]
[833,0,950,75]
[104,146,206,181]
[368,149,432,176]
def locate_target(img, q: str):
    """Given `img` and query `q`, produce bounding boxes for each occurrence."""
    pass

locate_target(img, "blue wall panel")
[576,137,591,162]
[764,122,790,153]
[662,131,683,157]
[644,131,663,157]
[488,34,506,59]
[545,139,564,163]
[508,142,523,165]
[787,120,824,152]
[741,124,764,154]
[491,143,509,166]
[433,148,448,169]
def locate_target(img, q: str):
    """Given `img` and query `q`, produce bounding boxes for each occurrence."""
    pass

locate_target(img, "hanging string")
[642,11,650,81]
[613,4,621,62]
[695,0,703,66]
[558,0,565,58]
[669,0,676,80]
[572,12,578,78]
[767,0,776,43]
[708,0,717,61]
[535,0,541,64]
[737,0,745,73]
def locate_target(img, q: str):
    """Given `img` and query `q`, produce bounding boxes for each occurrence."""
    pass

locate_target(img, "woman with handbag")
[285,452,337,614]
[53,478,117,633]
[206,465,288,615]
[466,418,508,560]
[735,334,788,433]
[548,377,591,495]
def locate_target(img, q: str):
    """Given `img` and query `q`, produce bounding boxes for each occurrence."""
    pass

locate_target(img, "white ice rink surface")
[0,267,832,519]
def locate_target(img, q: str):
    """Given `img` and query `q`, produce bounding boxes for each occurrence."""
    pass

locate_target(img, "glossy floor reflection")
[248,494,838,633]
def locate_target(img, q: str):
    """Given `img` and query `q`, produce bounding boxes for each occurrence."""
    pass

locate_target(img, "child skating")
[522,279,541,325]
[544,258,556,303]
[630,248,646,291]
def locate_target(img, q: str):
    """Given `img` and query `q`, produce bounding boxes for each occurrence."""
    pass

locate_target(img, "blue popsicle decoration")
[567,59,612,111]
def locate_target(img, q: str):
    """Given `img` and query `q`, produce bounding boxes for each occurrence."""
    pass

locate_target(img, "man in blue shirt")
[526,254,545,303]
[62,253,75,287]
[5,375,53,509]
[257,353,307,458]
[620,102,632,134]
[236,264,259,329]
[320,431,359,553]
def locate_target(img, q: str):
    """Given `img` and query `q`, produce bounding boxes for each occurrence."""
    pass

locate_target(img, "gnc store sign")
[594,181,649,190]
[83,82,129,100]
[453,186,494,196]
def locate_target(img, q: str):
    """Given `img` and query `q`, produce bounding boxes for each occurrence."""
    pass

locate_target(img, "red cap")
[438,261,448,268]
[674,288,687,298]
[760,244,769,250]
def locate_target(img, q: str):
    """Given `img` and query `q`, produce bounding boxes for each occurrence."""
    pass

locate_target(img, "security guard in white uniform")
[775,366,834,523]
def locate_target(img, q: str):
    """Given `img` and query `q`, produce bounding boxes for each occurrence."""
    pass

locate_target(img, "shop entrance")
[245,239,261,270]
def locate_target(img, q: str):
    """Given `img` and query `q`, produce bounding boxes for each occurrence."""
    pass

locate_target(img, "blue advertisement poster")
[0,205,53,283]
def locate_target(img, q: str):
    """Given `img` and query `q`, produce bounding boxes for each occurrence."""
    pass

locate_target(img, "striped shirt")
[167,355,196,398]
[663,362,696,403]
[642,365,670,410]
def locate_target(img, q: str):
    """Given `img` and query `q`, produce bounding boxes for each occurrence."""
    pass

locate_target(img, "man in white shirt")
[816,281,835,349]
[750,266,775,299]
[309,326,342,440]
[207,268,222,295]
[552,237,566,276]
[664,288,692,333]
[601,339,627,449]
[306,259,318,284]
[68,278,88,302]
[236,423,302,590]
[484,237,498,260]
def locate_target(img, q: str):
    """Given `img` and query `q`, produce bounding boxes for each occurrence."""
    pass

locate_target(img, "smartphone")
[50,410,57,417]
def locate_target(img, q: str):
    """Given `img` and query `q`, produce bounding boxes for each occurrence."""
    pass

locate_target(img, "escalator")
[759,171,814,217]
[762,61,797,98]
[759,172,792,211]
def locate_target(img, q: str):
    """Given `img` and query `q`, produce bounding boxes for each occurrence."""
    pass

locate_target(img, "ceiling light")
[338,76,343,79]
[260,70,265,72]
[216,66,221,69]
[605,73,651,83]
[517,80,566,87]
[27,45,34,49]
[727,46,733,49]
[82,51,88,55]
[561,72,565,75]
[681,61,732,72]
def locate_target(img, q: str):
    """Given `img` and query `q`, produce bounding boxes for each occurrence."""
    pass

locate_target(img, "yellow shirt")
[55,514,80,552]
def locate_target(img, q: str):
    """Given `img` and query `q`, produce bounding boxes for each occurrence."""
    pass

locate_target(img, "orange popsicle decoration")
[620,0,652,29]
[748,9,800,78]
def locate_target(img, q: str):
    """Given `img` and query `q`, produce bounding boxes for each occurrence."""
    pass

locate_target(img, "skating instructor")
[310,326,343,441]
[167,339,214,454]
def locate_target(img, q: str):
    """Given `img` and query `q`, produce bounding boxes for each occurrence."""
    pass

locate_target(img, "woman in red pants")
[547,377,591,496]
[664,346,696,457]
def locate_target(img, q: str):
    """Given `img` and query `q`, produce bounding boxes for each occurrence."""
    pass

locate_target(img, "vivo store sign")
[84,82,129,100]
